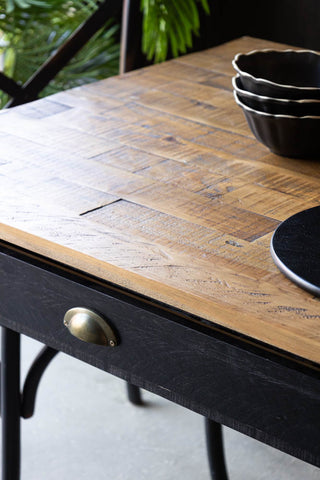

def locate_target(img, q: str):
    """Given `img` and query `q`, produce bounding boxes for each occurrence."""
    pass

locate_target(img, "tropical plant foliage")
[141,0,210,63]
[0,0,210,108]
[0,0,120,107]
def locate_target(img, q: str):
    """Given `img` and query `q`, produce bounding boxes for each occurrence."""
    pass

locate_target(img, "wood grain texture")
[1,36,320,363]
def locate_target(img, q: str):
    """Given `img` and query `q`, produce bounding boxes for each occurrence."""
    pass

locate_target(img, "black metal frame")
[205,419,229,480]
[126,382,143,406]
[20,346,58,419]
[1,328,21,480]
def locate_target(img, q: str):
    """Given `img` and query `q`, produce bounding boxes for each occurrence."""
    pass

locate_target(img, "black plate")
[271,206,320,296]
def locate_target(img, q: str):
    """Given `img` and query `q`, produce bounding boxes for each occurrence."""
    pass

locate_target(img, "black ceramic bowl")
[232,76,320,116]
[234,91,320,159]
[232,49,320,99]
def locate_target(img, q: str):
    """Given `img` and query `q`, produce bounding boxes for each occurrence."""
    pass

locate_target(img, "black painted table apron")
[1,241,320,479]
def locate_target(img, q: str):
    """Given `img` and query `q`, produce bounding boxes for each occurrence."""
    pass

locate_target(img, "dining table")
[1,36,320,479]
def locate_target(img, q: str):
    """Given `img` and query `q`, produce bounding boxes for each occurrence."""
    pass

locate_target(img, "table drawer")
[1,247,320,466]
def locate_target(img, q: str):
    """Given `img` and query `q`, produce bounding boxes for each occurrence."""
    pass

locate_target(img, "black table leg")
[1,327,21,480]
[21,346,58,419]
[126,382,143,405]
[205,418,229,480]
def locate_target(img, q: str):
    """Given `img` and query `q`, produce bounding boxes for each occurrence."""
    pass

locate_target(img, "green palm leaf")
[141,0,210,63]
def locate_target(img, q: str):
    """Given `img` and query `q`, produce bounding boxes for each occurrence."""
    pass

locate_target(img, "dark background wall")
[197,0,320,51]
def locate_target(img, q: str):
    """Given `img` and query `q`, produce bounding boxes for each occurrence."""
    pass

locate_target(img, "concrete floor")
[3,336,320,479]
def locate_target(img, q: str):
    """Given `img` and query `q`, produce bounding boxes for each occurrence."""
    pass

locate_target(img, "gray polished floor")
[4,336,320,479]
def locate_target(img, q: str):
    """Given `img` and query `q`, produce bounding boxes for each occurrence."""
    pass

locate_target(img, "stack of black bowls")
[232,49,320,158]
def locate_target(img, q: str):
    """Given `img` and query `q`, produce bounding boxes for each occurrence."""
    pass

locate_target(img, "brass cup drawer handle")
[63,307,117,347]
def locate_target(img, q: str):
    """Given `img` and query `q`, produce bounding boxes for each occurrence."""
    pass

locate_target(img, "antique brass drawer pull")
[63,307,117,347]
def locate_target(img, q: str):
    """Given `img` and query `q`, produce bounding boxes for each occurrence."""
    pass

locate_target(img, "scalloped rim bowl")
[232,49,320,99]
[232,75,320,116]
[234,91,320,158]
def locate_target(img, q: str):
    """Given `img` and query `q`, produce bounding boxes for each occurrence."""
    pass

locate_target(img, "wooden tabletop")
[1,36,320,364]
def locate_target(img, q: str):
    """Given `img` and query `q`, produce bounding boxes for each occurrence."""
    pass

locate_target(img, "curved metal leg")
[126,382,143,405]
[205,418,229,480]
[21,346,58,419]
[1,327,21,480]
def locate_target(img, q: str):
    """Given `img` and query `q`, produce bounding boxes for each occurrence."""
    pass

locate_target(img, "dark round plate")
[270,206,320,296]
